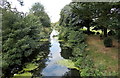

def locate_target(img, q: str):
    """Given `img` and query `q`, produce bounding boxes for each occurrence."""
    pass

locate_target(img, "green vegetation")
[104,37,113,47]
[86,35,118,75]
[13,72,32,78]
[1,0,119,77]
[12,44,49,77]
[57,59,79,70]
[2,1,51,78]
[59,2,119,77]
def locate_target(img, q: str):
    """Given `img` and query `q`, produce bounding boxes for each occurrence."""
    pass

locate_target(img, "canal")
[13,29,80,78]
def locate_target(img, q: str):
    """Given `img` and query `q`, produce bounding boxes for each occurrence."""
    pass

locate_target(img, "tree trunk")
[103,28,107,37]
[87,26,90,34]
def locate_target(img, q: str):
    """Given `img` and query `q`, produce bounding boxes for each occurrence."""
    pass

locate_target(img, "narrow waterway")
[40,29,80,77]
[13,30,80,78]
[41,29,69,76]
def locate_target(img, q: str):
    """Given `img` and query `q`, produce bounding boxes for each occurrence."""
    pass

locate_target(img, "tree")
[70,2,94,33]
[30,2,44,14]
[2,2,51,77]
[109,2,120,41]
[59,3,83,31]
[30,2,51,27]
[2,8,43,76]
[93,3,113,37]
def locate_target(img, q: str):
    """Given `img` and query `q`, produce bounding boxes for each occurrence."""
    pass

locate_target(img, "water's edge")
[13,29,80,77]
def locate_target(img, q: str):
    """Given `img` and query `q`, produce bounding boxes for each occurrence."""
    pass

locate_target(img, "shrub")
[108,30,115,36]
[103,37,113,47]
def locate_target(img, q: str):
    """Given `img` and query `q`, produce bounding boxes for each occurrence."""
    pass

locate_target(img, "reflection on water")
[33,29,80,77]
[41,29,69,76]
[12,30,80,78]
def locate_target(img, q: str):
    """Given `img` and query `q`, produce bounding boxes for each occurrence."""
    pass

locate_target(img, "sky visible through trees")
[7,0,72,23]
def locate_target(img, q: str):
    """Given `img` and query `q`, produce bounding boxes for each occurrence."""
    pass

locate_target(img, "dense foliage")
[60,2,120,38]
[59,2,119,76]
[2,1,51,77]
[30,3,51,27]
[1,0,119,77]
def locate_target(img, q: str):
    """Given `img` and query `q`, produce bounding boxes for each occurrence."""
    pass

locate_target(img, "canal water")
[13,30,80,78]
[39,29,80,77]
[41,29,69,76]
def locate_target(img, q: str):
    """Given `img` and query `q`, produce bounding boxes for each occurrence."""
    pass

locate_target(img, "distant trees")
[30,3,51,27]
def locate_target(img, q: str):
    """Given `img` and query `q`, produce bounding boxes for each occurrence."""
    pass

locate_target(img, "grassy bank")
[86,35,118,75]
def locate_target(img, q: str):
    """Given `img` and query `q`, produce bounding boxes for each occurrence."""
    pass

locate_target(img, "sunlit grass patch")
[86,35,118,73]
[80,27,87,31]
[13,72,32,78]
[91,30,102,34]
[80,27,103,34]
[40,39,49,41]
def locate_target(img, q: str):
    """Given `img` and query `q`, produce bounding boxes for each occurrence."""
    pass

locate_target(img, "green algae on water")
[57,59,80,70]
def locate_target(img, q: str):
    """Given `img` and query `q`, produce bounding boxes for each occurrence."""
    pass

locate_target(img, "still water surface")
[41,29,69,76]
[40,30,80,77]
[12,30,80,78]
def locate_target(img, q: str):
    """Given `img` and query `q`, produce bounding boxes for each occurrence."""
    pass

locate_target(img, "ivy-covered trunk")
[85,19,92,34]
[103,27,107,37]
[87,26,90,34]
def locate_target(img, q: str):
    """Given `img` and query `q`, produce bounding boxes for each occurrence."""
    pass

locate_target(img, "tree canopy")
[2,1,51,77]
[59,2,120,38]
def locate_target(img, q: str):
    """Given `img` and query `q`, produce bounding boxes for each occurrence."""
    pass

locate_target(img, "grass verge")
[86,35,118,75]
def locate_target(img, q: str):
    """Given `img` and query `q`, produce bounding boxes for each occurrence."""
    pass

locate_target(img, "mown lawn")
[86,35,118,73]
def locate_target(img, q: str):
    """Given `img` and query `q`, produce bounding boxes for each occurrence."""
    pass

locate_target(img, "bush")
[108,30,115,36]
[103,37,113,47]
